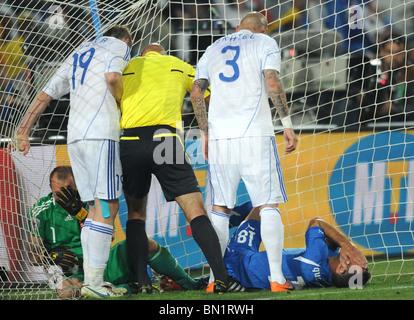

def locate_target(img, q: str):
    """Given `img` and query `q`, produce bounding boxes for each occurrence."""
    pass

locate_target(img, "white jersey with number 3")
[43,36,130,143]
[195,29,281,139]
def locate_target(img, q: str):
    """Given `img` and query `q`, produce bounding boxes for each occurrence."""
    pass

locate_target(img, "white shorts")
[208,136,287,208]
[67,139,123,202]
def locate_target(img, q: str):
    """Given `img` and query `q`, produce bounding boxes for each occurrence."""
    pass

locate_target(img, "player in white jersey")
[13,25,132,298]
[191,12,297,292]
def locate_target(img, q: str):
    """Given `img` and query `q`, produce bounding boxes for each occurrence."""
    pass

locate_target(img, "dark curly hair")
[103,25,132,47]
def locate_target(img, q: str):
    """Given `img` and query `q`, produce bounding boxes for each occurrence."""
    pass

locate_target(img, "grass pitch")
[112,258,414,301]
[112,276,414,301]
[107,269,414,318]
[2,258,414,303]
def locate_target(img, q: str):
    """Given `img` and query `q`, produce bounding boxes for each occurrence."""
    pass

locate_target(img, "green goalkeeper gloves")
[56,186,88,221]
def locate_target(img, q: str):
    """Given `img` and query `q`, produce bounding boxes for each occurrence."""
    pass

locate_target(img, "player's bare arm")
[105,72,123,106]
[191,79,209,134]
[263,69,297,154]
[191,78,209,161]
[11,91,52,155]
[308,218,368,270]
[264,69,289,118]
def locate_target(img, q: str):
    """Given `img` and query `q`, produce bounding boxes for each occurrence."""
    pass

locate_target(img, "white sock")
[81,218,92,285]
[87,220,113,288]
[260,207,285,284]
[208,210,230,284]
[211,210,230,255]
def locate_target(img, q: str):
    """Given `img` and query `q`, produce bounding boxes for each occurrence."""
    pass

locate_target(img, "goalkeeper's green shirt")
[28,192,83,261]
[27,193,134,283]
[27,193,134,284]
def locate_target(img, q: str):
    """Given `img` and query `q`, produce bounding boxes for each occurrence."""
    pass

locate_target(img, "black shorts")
[120,125,200,201]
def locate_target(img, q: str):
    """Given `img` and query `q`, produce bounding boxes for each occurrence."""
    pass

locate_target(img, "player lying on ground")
[167,203,370,291]
[223,207,370,290]
[27,165,204,299]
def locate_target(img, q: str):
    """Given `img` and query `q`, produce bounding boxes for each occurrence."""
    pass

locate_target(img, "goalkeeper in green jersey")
[27,166,85,274]
[27,165,204,299]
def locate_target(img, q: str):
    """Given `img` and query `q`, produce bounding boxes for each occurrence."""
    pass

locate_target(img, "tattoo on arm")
[191,79,209,134]
[193,78,209,92]
[264,69,289,118]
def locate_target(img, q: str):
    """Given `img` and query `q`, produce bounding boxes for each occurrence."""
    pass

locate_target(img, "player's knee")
[147,238,158,256]
[176,192,207,221]
[99,198,119,219]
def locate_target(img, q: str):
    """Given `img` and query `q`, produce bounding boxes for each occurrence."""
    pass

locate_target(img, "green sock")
[148,245,198,290]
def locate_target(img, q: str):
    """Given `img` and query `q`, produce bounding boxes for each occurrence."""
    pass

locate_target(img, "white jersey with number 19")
[195,29,281,139]
[43,36,130,144]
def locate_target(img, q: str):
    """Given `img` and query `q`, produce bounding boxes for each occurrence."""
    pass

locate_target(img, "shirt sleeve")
[186,62,210,98]
[194,53,209,81]
[261,36,281,73]
[42,59,71,99]
[186,63,197,93]
[303,226,329,265]
[27,199,47,239]
[105,40,131,74]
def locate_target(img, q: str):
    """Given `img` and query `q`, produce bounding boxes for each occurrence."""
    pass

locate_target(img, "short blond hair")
[239,12,268,33]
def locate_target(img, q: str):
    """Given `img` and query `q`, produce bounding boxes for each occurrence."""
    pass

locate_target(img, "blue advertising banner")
[329,131,414,255]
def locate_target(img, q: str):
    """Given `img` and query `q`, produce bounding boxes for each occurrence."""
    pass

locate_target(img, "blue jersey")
[224,220,339,289]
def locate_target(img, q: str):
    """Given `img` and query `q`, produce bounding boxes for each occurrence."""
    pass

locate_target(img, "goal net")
[0,0,413,299]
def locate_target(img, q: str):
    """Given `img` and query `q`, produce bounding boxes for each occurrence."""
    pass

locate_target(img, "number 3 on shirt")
[72,48,95,89]
[219,45,240,82]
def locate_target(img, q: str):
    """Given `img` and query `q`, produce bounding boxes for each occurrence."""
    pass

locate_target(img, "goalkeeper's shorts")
[120,125,200,201]
[68,139,123,202]
[208,135,288,208]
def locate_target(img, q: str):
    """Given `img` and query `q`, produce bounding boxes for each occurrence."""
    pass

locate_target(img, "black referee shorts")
[120,125,200,201]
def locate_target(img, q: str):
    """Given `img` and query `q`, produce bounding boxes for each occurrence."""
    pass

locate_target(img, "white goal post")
[0,0,413,299]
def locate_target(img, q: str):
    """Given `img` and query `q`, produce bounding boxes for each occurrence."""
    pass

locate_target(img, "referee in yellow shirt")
[119,44,243,294]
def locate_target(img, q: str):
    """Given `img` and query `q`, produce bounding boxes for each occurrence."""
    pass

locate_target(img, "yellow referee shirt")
[120,51,209,132]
